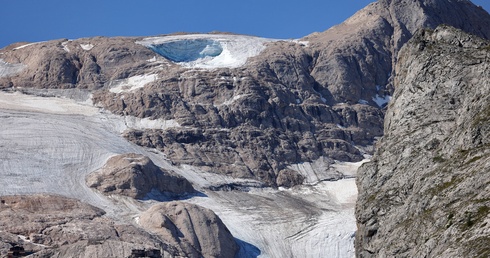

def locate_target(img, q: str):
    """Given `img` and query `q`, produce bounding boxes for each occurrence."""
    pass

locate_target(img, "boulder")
[0,194,180,257]
[86,153,194,199]
[139,201,239,258]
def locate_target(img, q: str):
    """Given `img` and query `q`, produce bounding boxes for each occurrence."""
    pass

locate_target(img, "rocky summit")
[0,0,490,257]
[1,1,489,187]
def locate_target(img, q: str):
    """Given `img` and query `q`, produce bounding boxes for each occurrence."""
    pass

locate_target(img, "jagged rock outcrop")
[1,0,490,187]
[304,0,490,103]
[356,25,490,257]
[139,201,239,258]
[86,153,194,199]
[0,194,182,257]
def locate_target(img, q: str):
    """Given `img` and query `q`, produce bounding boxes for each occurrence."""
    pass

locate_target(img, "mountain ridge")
[0,0,490,257]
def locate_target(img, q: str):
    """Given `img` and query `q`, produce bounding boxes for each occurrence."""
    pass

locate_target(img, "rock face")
[0,194,181,257]
[1,1,490,187]
[86,153,194,199]
[139,201,239,258]
[0,37,157,90]
[356,26,490,257]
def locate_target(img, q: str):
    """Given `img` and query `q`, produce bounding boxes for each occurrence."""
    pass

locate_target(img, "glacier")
[137,34,278,69]
[0,90,359,258]
[148,38,223,62]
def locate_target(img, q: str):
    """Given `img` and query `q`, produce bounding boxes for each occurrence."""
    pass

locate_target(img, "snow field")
[179,178,358,258]
[0,91,362,258]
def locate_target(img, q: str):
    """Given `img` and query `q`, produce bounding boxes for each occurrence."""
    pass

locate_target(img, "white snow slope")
[0,91,359,258]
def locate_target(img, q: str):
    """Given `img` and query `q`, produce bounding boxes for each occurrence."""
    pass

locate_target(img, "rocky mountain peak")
[0,1,489,188]
[1,1,490,258]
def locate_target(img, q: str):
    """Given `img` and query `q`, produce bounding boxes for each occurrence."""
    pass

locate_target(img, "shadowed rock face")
[0,1,490,187]
[86,153,195,199]
[0,194,181,257]
[139,201,239,258]
[356,26,490,258]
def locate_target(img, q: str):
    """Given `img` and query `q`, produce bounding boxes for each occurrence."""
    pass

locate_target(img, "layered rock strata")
[2,1,489,186]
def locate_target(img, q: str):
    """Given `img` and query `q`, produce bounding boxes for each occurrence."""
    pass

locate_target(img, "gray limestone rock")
[0,37,160,90]
[139,201,239,258]
[0,194,181,257]
[276,169,305,188]
[355,25,490,258]
[86,153,194,199]
[1,0,490,188]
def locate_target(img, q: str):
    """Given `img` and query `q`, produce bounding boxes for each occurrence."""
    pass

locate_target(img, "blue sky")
[1,0,489,48]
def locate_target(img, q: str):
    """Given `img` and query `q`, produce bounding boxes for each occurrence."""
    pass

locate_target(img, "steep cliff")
[1,1,490,257]
[356,25,490,257]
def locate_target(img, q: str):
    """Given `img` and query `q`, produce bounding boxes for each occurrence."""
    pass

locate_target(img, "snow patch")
[13,42,44,50]
[0,59,25,78]
[146,56,157,62]
[137,34,278,69]
[288,157,369,184]
[124,116,180,130]
[372,94,392,107]
[80,43,94,51]
[219,94,246,106]
[0,91,99,115]
[330,158,370,178]
[293,40,310,47]
[358,99,369,105]
[61,41,70,52]
[109,74,158,93]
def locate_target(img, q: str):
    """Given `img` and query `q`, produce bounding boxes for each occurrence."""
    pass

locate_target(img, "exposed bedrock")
[86,153,195,199]
[356,25,490,258]
[1,0,490,187]
[0,194,181,257]
[139,201,239,258]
